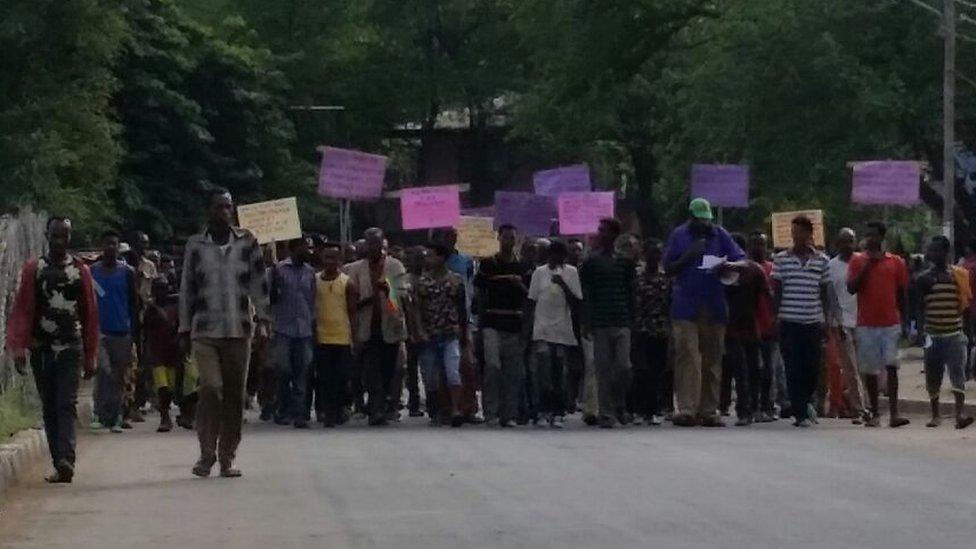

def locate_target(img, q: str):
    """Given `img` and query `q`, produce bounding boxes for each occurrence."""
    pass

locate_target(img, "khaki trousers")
[192,337,251,466]
[673,317,725,418]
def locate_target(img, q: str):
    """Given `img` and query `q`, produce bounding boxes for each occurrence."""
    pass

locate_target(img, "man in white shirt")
[527,240,583,428]
[827,227,867,423]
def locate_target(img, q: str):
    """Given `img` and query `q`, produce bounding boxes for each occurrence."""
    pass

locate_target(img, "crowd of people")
[7,188,976,483]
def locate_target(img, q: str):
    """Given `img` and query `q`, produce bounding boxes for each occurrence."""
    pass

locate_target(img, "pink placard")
[557,192,615,235]
[851,161,920,205]
[533,164,591,196]
[317,146,388,200]
[400,185,461,230]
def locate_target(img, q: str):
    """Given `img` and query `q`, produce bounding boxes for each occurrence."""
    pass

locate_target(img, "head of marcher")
[836,228,856,259]
[498,224,518,256]
[207,187,234,230]
[597,217,622,254]
[321,242,343,276]
[131,231,150,257]
[424,241,450,273]
[567,238,584,267]
[547,239,569,268]
[101,230,121,264]
[535,238,551,266]
[520,238,538,266]
[731,232,748,253]
[926,235,951,269]
[354,238,368,260]
[405,245,426,275]
[791,216,814,251]
[748,231,768,262]
[613,233,640,261]
[688,197,714,236]
[289,236,312,266]
[364,228,385,263]
[644,237,663,274]
[46,216,72,259]
[864,221,886,253]
[436,227,459,252]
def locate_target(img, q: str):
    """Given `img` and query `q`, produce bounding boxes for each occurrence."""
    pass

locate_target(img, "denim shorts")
[855,325,901,374]
[420,337,461,390]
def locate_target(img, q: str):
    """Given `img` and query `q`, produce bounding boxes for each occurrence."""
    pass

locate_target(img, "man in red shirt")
[847,221,910,428]
[961,239,976,380]
[6,217,99,483]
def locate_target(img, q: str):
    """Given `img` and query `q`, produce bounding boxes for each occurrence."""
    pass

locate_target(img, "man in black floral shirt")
[630,238,671,425]
[414,242,469,427]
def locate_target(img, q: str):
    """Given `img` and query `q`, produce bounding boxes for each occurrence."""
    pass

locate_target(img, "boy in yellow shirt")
[314,243,357,427]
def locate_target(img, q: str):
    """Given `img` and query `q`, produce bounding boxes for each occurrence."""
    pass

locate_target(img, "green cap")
[689,197,713,220]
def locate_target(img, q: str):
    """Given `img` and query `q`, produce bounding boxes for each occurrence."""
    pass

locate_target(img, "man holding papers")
[664,198,745,427]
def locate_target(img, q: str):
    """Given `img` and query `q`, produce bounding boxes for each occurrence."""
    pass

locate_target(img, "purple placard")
[690,164,750,208]
[317,146,388,201]
[533,164,591,196]
[851,161,920,205]
[494,191,557,236]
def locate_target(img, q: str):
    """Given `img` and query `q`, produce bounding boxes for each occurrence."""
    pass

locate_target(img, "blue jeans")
[420,337,461,392]
[32,348,81,469]
[274,335,313,421]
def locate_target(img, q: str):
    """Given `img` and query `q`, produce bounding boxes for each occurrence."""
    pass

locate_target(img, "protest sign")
[690,164,750,208]
[456,216,499,258]
[557,192,615,235]
[850,161,920,205]
[400,185,461,230]
[771,209,825,249]
[317,146,388,200]
[533,164,591,196]
[236,197,302,245]
[494,191,557,236]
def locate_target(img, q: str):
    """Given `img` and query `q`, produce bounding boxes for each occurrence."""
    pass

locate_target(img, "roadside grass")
[0,388,38,439]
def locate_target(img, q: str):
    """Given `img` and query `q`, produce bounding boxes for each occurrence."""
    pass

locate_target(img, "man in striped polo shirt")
[916,236,973,429]
[772,215,831,428]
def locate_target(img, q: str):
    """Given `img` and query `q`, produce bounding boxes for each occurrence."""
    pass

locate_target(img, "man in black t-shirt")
[475,224,531,426]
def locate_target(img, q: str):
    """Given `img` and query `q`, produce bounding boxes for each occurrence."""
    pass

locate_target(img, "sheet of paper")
[699,255,726,270]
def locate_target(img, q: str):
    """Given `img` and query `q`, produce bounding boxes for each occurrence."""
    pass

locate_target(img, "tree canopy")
[2,0,974,247]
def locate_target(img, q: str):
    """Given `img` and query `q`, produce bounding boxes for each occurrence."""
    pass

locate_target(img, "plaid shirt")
[179,227,270,339]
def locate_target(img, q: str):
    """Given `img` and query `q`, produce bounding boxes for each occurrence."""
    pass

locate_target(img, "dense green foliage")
[2,0,974,245]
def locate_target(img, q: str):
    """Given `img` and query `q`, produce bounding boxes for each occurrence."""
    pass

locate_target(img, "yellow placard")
[456,216,499,258]
[236,197,303,245]
[770,209,825,249]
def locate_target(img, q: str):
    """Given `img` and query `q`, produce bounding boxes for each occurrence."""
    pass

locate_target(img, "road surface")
[1,413,975,548]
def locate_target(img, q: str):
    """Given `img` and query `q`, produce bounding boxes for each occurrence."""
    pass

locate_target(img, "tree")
[112,0,312,240]
[0,0,125,231]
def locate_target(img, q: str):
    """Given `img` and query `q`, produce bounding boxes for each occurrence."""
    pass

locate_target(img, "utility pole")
[943,0,956,247]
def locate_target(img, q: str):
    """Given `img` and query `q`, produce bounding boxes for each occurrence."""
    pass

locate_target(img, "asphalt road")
[1,413,975,549]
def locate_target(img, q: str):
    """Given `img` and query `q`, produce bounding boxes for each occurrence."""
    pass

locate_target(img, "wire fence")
[0,209,47,400]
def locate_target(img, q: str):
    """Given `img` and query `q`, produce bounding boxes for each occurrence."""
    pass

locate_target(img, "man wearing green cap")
[664,198,745,426]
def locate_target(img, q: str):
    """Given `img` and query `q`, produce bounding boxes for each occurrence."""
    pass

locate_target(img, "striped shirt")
[580,253,635,329]
[772,248,830,324]
[923,267,972,335]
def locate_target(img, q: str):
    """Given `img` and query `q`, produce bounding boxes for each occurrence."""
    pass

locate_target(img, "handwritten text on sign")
[850,161,920,205]
[690,164,750,208]
[317,146,388,200]
[771,209,825,249]
[494,191,557,236]
[456,216,499,258]
[557,192,615,235]
[236,197,303,245]
[533,164,591,197]
[400,185,461,230]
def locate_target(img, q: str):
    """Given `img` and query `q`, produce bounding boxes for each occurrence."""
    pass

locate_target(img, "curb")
[0,428,48,498]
